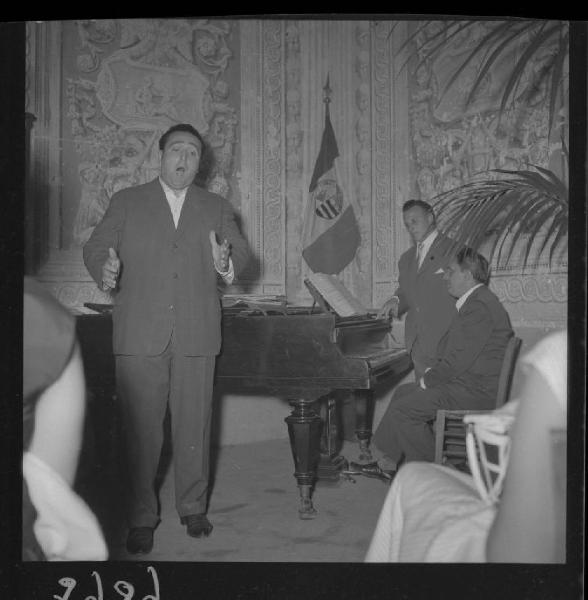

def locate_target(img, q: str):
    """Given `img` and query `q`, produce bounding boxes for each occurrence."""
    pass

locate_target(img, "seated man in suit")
[355,247,514,480]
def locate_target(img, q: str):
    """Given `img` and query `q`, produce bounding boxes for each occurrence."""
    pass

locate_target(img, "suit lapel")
[417,234,452,275]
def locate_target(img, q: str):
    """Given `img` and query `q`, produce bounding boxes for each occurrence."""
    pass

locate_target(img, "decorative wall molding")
[284,21,304,299]
[490,273,567,304]
[238,20,264,290]
[371,21,412,308]
[353,21,373,307]
[372,21,393,282]
[261,21,286,291]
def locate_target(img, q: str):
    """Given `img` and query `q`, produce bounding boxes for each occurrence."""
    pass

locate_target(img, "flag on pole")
[302,85,360,275]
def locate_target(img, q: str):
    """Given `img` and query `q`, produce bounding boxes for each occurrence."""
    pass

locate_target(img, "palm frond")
[465,21,535,107]
[431,166,568,269]
[498,22,561,120]
[395,19,568,138]
[393,20,460,82]
[548,34,567,135]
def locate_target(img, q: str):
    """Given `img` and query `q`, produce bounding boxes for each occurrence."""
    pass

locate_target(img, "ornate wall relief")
[404,20,568,328]
[372,20,412,307]
[67,19,238,246]
[284,22,304,299]
[31,19,241,306]
[238,20,288,296]
[406,20,568,271]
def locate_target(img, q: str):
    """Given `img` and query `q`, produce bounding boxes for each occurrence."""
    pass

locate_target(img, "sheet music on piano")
[305,272,370,318]
[221,294,288,315]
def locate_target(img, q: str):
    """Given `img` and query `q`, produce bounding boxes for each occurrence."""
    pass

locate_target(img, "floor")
[76,434,392,562]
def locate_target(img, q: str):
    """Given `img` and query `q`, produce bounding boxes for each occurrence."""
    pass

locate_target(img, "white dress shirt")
[416,230,438,269]
[455,283,483,311]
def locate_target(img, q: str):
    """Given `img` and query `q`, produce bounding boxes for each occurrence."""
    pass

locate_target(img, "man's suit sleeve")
[218,198,250,278]
[423,299,494,387]
[83,193,125,286]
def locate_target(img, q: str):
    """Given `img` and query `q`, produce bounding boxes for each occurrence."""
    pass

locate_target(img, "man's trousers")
[115,330,215,529]
[373,381,494,464]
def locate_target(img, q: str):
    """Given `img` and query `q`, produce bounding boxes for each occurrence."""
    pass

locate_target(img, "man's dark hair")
[455,246,490,285]
[158,123,213,188]
[159,123,205,152]
[402,199,436,221]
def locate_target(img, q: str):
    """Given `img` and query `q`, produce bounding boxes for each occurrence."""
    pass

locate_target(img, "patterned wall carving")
[261,22,285,289]
[284,22,304,298]
[490,274,567,304]
[372,22,394,282]
[353,21,373,307]
[237,20,287,295]
[66,19,239,248]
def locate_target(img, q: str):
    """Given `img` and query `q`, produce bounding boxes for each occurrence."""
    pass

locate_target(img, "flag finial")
[323,75,332,105]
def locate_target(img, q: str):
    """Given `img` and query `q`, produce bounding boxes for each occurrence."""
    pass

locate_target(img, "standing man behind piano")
[83,123,250,555]
[378,200,457,380]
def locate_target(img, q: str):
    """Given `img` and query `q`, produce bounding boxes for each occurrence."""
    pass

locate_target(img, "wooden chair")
[433,336,522,467]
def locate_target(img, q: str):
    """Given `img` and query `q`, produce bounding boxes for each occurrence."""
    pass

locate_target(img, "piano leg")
[316,394,348,482]
[354,389,375,462]
[285,398,322,519]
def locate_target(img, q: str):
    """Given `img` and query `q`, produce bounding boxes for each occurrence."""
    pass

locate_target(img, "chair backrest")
[494,336,522,408]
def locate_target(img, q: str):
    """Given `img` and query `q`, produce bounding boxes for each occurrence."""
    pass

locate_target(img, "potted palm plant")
[393,19,569,269]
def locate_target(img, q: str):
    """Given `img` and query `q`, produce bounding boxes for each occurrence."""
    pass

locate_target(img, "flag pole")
[323,75,332,109]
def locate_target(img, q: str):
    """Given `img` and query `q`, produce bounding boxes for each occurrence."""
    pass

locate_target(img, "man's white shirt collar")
[159,177,188,200]
[418,229,438,256]
[455,283,484,311]
[416,229,438,267]
[159,178,189,228]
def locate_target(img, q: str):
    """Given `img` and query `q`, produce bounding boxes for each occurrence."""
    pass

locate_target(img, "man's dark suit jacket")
[395,232,457,361]
[423,284,514,403]
[83,179,250,357]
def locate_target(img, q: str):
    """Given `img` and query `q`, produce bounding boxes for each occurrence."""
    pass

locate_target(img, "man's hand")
[209,230,231,273]
[377,297,399,320]
[101,247,120,291]
[419,367,431,390]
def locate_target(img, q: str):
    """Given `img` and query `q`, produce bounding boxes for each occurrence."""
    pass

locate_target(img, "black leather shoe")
[181,514,213,538]
[126,527,154,555]
[349,461,396,483]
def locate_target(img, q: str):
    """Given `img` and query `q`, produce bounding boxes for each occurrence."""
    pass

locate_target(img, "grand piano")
[76,292,411,519]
